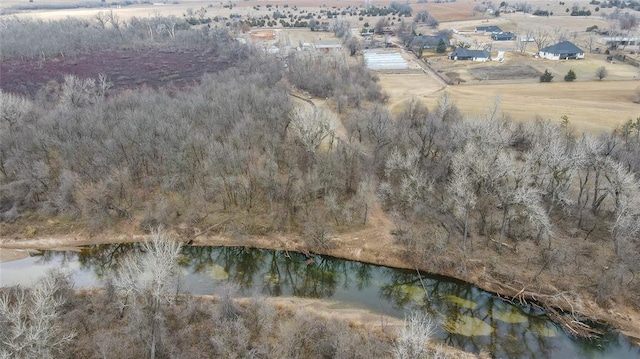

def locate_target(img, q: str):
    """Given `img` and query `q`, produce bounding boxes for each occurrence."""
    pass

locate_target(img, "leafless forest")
[1,14,640,358]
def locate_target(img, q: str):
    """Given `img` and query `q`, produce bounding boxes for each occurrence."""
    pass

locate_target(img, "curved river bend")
[1,245,638,359]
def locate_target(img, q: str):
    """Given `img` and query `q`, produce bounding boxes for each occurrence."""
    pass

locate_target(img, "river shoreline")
[1,231,639,348]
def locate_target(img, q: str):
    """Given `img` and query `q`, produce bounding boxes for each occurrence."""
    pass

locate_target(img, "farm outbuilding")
[363,50,409,70]
[598,37,640,48]
[315,43,342,52]
[449,48,490,62]
[539,41,584,60]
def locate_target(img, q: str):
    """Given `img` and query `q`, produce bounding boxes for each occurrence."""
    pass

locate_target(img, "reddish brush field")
[0,47,231,97]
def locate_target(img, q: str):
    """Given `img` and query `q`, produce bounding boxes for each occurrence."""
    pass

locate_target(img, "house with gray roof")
[409,34,450,50]
[449,48,490,62]
[491,32,516,41]
[539,41,584,60]
[475,26,503,34]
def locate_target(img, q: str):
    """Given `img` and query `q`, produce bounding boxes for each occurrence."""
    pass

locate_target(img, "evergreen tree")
[436,38,447,53]
[564,69,576,82]
[540,69,554,82]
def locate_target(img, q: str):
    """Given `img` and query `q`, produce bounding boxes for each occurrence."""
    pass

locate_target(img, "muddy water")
[1,244,638,359]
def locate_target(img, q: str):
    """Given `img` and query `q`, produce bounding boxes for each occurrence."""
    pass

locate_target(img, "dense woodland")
[1,15,640,357]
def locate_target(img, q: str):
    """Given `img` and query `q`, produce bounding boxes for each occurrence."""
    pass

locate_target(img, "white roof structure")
[315,43,342,49]
[363,50,408,70]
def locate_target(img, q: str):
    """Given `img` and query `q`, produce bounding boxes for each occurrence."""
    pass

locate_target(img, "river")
[0,244,638,359]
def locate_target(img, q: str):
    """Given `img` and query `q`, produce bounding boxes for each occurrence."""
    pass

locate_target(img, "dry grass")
[376,61,638,134]
[421,0,478,22]
[378,73,444,115]
[421,80,640,133]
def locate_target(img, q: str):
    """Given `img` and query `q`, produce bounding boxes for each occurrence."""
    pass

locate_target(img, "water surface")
[1,245,638,359]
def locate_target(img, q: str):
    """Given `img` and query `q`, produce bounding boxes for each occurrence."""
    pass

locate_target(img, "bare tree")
[393,312,436,359]
[345,35,362,56]
[605,159,640,257]
[290,107,336,166]
[380,148,432,213]
[583,31,598,53]
[532,27,551,52]
[449,150,477,252]
[395,19,417,46]
[524,120,579,213]
[113,228,183,359]
[0,271,76,359]
[60,75,98,108]
[374,18,389,35]
[618,13,639,49]
[595,66,608,80]
[94,11,109,29]
[517,27,534,52]
[551,26,569,44]
[331,19,351,39]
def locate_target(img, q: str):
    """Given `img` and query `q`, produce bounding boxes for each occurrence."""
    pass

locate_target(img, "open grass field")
[415,79,639,133]
[378,73,445,115]
[429,50,640,82]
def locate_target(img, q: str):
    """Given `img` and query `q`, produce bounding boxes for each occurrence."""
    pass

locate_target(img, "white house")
[539,41,585,60]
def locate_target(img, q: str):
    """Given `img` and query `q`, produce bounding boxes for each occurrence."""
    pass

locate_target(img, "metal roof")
[476,26,503,33]
[540,41,584,54]
[449,48,490,59]
[363,50,409,70]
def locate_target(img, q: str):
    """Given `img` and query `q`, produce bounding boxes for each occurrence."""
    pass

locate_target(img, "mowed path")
[380,73,639,133]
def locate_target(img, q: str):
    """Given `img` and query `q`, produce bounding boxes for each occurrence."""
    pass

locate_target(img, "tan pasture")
[378,73,444,114]
[378,70,639,134]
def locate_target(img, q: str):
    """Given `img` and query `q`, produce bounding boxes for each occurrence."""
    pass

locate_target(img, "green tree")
[564,69,576,81]
[436,38,447,53]
[540,69,554,82]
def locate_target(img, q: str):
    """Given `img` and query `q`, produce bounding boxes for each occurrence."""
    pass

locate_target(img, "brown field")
[417,79,639,133]
[428,50,640,83]
[378,73,444,114]
[503,12,611,33]
[0,47,231,97]
[421,0,477,22]
[250,29,276,41]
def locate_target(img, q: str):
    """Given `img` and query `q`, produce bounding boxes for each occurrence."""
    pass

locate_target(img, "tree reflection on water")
[21,244,638,359]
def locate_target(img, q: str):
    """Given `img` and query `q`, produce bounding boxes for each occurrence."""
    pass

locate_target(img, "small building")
[491,32,516,41]
[539,41,584,60]
[449,48,491,62]
[315,43,342,52]
[475,26,503,35]
[598,37,640,48]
